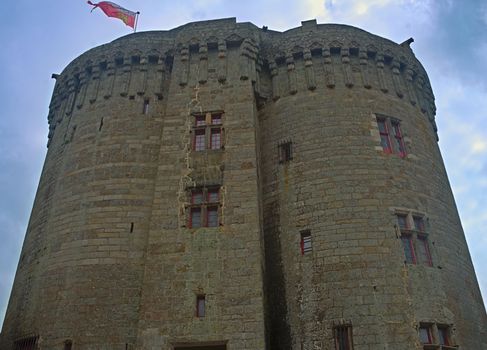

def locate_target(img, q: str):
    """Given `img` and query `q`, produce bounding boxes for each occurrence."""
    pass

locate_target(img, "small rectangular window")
[64,340,73,350]
[210,129,222,150]
[195,115,206,126]
[413,216,425,232]
[392,120,406,157]
[14,336,38,350]
[190,208,202,228]
[417,236,433,266]
[188,187,221,228]
[207,206,219,227]
[194,129,206,151]
[192,190,204,204]
[334,325,353,350]
[401,235,416,264]
[207,189,219,203]
[438,325,451,346]
[143,99,150,114]
[419,325,433,344]
[279,141,293,163]
[300,230,312,255]
[211,114,222,125]
[196,295,205,317]
[377,118,392,153]
[397,214,408,230]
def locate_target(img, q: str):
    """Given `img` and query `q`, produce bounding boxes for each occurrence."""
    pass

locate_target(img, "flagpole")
[134,12,140,33]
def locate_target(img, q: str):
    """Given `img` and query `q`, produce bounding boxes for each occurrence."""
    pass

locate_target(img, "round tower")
[1,18,486,350]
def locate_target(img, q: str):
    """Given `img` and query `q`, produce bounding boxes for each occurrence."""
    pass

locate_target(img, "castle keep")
[1,18,486,350]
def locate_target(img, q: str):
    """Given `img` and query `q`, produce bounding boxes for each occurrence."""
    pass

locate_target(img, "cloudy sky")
[1,0,486,325]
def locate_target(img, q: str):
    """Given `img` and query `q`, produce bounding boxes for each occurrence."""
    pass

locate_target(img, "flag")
[87,1,138,29]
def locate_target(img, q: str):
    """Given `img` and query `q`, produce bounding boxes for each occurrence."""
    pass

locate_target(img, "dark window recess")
[143,99,150,114]
[14,336,38,350]
[196,295,205,317]
[279,141,293,163]
[334,325,353,350]
[99,117,104,131]
[130,222,134,233]
[300,230,312,255]
[64,340,73,350]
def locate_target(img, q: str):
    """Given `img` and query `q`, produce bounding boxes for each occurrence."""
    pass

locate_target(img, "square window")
[397,214,408,230]
[300,230,312,255]
[194,129,206,151]
[207,189,219,203]
[192,191,204,204]
[413,216,425,232]
[195,115,206,126]
[279,142,293,163]
[211,114,222,125]
[196,295,205,317]
[419,325,433,344]
[334,325,353,350]
[188,187,221,228]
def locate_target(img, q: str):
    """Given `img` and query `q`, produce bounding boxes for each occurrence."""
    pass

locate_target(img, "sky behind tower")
[1,0,486,325]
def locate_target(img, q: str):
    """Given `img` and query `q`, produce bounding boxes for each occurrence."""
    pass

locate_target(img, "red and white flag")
[87,1,138,29]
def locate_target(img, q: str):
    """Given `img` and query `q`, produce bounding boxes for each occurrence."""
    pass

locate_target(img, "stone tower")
[1,18,486,350]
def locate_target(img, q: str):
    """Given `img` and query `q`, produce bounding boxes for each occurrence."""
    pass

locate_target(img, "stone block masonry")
[1,17,486,350]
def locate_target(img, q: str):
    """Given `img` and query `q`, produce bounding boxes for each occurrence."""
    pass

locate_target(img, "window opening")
[130,222,134,233]
[396,213,433,267]
[99,117,104,131]
[377,118,392,153]
[279,141,293,163]
[438,325,451,346]
[188,187,221,228]
[190,208,202,228]
[64,340,73,350]
[194,130,206,151]
[196,295,205,317]
[419,325,433,344]
[192,113,223,151]
[143,99,150,114]
[300,230,312,255]
[401,235,416,264]
[210,129,222,149]
[392,120,406,157]
[413,216,425,232]
[376,116,407,157]
[334,325,353,350]
[14,336,38,350]
[417,236,433,266]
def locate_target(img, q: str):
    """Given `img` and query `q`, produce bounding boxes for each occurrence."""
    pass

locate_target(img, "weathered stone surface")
[1,17,486,350]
